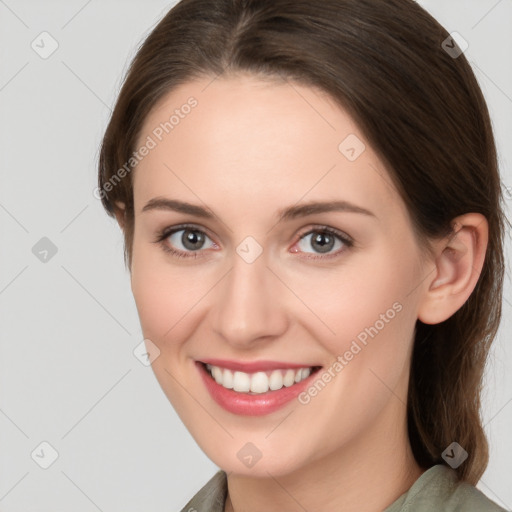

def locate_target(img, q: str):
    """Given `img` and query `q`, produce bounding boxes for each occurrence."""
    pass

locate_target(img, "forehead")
[132,74,400,220]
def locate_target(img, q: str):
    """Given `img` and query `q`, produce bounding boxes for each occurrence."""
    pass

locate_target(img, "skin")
[114,73,488,512]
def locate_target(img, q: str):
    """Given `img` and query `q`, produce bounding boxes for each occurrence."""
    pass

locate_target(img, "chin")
[197,438,310,478]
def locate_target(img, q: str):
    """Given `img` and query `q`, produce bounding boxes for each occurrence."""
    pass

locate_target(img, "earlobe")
[114,201,126,231]
[417,213,488,325]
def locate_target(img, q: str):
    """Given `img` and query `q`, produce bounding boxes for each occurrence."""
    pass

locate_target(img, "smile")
[205,363,318,394]
[196,360,323,416]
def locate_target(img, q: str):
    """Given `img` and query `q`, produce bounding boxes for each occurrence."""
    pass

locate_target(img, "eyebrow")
[141,197,376,221]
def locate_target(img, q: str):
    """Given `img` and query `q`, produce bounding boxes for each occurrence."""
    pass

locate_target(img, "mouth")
[198,361,323,395]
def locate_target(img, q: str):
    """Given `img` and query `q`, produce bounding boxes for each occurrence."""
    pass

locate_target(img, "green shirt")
[179,464,508,511]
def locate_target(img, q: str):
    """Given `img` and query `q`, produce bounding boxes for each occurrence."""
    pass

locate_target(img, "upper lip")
[199,358,321,373]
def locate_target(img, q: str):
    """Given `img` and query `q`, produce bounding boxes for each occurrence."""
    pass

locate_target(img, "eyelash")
[153,223,354,260]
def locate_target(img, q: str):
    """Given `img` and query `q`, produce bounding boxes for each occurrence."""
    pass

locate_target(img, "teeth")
[283,369,296,387]
[233,371,251,392]
[249,372,267,393]
[222,368,234,389]
[269,370,283,391]
[211,366,223,384]
[205,364,314,394]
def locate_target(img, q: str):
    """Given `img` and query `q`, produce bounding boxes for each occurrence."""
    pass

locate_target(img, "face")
[128,73,430,477]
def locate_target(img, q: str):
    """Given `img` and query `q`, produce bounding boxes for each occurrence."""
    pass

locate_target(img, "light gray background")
[0,0,511,510]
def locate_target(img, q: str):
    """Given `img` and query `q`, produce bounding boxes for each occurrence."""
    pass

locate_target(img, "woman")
[97,0,508,510]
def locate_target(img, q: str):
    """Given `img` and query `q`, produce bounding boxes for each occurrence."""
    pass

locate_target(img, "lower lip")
[196,362,320,416]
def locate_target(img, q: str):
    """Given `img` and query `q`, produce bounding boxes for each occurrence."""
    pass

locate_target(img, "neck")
[224,400,424,512]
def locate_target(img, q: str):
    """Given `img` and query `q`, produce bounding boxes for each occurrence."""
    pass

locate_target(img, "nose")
[210,251,289,349]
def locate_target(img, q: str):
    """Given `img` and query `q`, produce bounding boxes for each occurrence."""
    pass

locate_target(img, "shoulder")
[445,475,508,512]
[183,466,509,512]
[179,470,227,512]
[386,464,508,512]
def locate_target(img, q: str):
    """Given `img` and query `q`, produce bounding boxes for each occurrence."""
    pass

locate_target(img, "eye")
[292,226,353,258]
[154,224,353,260]
[155,225,217,258]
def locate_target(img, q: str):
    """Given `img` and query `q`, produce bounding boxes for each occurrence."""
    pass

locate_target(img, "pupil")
[312,232,334,253]
[183,230,204,250]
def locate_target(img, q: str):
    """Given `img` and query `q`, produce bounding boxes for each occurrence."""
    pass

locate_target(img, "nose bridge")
[211,246,288,346]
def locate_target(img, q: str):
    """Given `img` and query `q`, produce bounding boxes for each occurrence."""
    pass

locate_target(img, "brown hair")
[98,0,507,484]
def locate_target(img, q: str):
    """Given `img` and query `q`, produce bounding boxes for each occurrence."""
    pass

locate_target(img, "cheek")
[286,259,419,451]
[130,241,216,353]
[297,248,417,334]
[130,241,183,343]
[293,243,421,387]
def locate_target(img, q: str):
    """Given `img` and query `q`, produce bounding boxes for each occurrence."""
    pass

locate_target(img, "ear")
[114,201,126,231]
[417,213,488,325]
